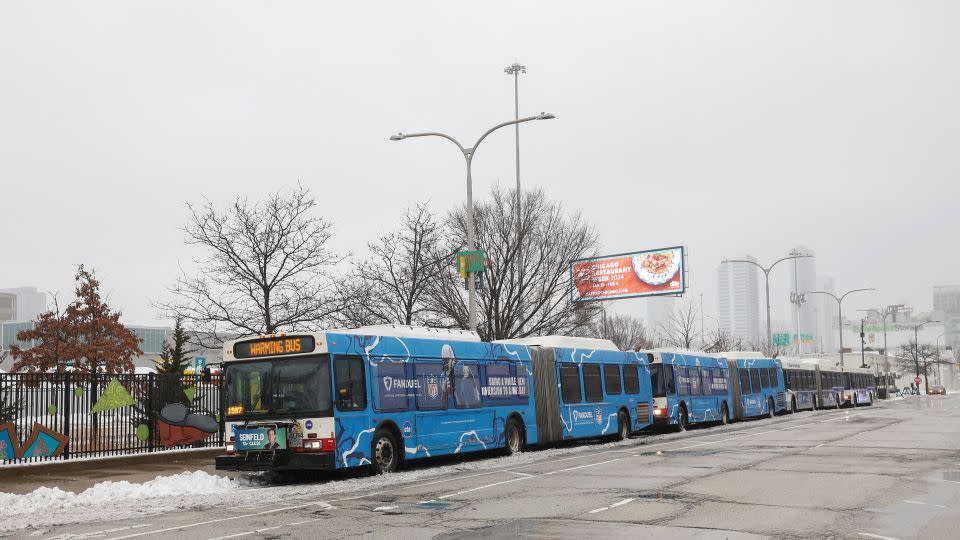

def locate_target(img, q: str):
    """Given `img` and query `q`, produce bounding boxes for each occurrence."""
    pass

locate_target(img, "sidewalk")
[0,449,232,494]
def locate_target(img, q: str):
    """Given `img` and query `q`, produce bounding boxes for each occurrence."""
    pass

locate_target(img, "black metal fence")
[0,372,224,465]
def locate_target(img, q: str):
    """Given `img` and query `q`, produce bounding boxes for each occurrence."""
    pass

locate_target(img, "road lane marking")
[373,506,398,511]
[504,470,533,477]
[903,500,947,508]
[858,533,902,540]
[588,497,635,514]
[108,503,327,539]
[207,518,321,540]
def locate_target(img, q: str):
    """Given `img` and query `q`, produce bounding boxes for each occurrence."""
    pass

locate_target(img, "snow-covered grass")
[0,401,896,532]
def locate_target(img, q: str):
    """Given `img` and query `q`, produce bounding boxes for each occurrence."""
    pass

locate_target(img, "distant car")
[928,385,946,395]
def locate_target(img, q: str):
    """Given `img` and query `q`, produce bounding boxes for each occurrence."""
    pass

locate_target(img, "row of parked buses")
[216,326,876,475]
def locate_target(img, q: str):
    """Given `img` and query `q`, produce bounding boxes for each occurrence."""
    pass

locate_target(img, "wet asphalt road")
[14,395,960,539]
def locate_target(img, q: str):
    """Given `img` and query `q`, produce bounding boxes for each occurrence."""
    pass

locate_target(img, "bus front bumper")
[216,451,337,471]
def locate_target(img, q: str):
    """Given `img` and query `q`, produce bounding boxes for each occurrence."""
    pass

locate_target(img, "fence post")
[147,372,155,453]
[62,372,71,459]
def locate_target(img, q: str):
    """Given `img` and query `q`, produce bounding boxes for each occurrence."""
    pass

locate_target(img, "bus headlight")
[225,442,236,454]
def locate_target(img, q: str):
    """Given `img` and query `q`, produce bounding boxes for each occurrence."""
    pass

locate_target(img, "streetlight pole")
[723,254,811,349]
[913,320,938,394]
[935,332,960,387]
[390,112,556,332]
[807,288,876,369]
[861,306,896,398]
[504,63,527,333]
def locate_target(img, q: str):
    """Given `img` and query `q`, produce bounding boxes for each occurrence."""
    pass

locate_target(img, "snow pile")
[0,470,238,518]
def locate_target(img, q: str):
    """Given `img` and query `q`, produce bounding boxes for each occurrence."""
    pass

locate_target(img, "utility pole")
[504,62,526,334]
[789,249,806,356]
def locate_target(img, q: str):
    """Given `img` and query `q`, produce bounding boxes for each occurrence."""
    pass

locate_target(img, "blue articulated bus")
[725,354,787,419]
[496,336,654,443]
[842,366,875,407]
[780,358,818,412]
[217,327,653,474]
[647,350,734,430]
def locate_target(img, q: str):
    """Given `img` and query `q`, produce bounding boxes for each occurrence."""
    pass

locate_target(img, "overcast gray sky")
[2,1,957,328]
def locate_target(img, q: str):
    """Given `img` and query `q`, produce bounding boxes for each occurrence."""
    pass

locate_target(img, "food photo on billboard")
[570,246,686,302]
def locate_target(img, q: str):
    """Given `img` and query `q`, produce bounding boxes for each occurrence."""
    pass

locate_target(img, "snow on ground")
[0,403,892,532]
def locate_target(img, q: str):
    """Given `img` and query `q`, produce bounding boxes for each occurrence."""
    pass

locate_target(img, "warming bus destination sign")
[234,335,316,359]
[571,246,686,302]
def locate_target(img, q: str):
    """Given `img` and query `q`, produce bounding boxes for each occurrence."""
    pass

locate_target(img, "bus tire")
[503,417,525,455]
[676,404,688,432]
[616,410,630,441]
[767,398,775,418]
[720,402,729,425]
[370,428,400,475]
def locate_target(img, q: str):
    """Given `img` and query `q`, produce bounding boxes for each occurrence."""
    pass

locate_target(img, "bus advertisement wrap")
[570,246,686,302]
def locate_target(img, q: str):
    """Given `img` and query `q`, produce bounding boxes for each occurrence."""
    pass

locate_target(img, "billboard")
[571,246,685,302]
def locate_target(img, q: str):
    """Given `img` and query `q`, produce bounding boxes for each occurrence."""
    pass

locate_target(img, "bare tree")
[896,341,952,393]
[335,203,450,328]
[660,301,700,349]
[425,187,599,340]
[161,185,342,346]
[588,312,654,351]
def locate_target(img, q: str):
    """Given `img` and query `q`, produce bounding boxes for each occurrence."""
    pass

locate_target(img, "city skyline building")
[0,287,48,322]
[933,285,960,351]
[718,255,761,345]
[815,275,837,353]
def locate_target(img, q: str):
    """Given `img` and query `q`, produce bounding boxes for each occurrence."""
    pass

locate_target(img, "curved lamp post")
[723,254,811,349]
[390,112,556,331]
[808,288,876,368]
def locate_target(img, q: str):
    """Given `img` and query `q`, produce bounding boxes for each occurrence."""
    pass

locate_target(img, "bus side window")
[784,370,793,390]
[514,363,530,399]
[700,367,711,395]
[769,367,778,388]
[414,362,445,410]
[713,368,727,395]
[690,367,702,395]
[677,367,690,395]
[603,364,622,395]
[623,365,640,394]
[559,363,582,404]
[739,369,750,394]
[750,368,761,394]
[454,363,482,408]
[759,367,770,389]
[334,356,367,411]
[376,362,409,411]
[583,364,603,403]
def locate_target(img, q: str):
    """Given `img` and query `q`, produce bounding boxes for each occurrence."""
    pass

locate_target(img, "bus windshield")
[649,364,675,397]
[226,355,333,418]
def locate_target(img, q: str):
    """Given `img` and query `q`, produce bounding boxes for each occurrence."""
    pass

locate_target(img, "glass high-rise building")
[718,255,761,345]
[934,285,960,351]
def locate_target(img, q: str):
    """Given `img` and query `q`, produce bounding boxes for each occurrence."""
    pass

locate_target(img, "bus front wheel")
[616,411,630,441]
[676,405,688,432]
[370,428,399,475]
[503,417,525,455]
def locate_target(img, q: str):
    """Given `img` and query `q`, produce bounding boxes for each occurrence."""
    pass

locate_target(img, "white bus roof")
[329,325,481,342]
[493,336,620,351]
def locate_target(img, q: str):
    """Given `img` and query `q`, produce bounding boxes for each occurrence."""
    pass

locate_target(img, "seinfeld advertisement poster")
[235,427,287,451]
